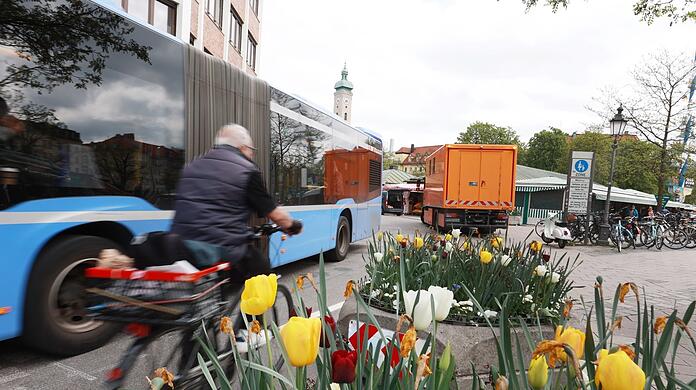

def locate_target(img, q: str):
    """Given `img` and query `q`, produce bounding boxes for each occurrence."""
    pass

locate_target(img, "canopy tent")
[383,169,416,185]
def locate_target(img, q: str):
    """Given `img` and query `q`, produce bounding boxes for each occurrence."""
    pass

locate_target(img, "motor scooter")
[541,212,572,248]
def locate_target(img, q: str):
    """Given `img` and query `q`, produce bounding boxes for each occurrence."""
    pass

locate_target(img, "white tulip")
[483,310,498,319]
[370,289,381,299]
[523,294,533,303]
[534,265,547,277]
[392,299,399,310]
[451,300,460,308]
[373,252,384,262]
[330,383,341,390]
[550,272,560,284]
[403,290,437,330]
[451,229,461,239]
[428,286,454,321]
[445,242,453,252]
[500,255,512,266]
[460,300,474,307]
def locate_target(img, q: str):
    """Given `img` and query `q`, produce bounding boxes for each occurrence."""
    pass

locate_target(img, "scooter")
[541,212,572,249]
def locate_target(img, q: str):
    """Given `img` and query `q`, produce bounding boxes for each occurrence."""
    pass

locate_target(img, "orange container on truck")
[422,144,517,233]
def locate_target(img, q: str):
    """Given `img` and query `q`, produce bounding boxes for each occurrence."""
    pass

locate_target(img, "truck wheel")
[326,216,351,262]
[22,235,122,356]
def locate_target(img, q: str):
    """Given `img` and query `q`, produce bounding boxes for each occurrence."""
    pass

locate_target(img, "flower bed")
[360,231,578,326]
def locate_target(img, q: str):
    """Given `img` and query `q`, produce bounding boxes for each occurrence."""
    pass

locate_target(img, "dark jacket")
[170,145,256,261]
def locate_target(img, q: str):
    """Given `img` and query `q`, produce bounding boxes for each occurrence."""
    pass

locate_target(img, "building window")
[229,9,242,51]
[122,0,177,35]
[246,34,257,69]
[250,0,259,15]
[205,0,223,26]
[344,113,347,120]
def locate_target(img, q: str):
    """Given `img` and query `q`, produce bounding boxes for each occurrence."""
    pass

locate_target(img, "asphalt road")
[3,215,695,388]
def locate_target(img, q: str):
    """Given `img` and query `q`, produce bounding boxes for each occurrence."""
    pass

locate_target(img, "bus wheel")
[22,235,121,356]
[326,216,351,262]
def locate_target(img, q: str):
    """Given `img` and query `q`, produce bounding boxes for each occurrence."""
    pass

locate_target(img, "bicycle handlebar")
[252,221,303,238]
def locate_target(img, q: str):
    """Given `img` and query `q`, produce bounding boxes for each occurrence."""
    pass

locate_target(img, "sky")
[258,0,694,150]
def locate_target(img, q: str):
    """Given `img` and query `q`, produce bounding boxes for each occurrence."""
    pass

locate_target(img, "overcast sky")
[258,0,694,150]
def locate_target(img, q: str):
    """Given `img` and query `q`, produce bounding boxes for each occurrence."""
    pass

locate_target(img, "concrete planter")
[337,298,553,386]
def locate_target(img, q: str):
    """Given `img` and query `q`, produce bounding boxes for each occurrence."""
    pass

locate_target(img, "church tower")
[334,63,353,123]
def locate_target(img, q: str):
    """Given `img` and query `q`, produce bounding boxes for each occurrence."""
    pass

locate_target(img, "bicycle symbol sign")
[574,160,589,173]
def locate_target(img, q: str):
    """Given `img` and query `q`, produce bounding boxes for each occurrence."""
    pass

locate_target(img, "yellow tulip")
[480,250,493,264]
[377,231,384,241]
[395,233,404,243]
[444,233,453,241]
[413,237,424,249]
[530,241,543,253]
[280,317,321,367]
[491,236,503,249]
[528,355,548,390]
[595,350,646,390]
[240,274,278,315]
[462,241,472,251]
[554,325,585,362]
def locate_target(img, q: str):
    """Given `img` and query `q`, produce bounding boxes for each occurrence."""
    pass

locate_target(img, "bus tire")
[326,216,351,262]
[22,235,122,356]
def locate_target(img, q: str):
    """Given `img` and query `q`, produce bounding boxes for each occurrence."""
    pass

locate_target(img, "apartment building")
[120,0,261,74]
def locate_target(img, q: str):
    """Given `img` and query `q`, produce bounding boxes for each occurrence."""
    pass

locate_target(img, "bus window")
[0,0,185,210]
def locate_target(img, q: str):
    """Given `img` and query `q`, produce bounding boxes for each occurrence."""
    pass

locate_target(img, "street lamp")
[598,104,628,244]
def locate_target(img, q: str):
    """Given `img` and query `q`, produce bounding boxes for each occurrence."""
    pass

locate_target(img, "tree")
[382,151,401,170]
[524,127,569,173]
[0,0,151,93]
[591,51,696,210]
[516,0,696,24]
[614,139,664,194]
[456,122,522,145]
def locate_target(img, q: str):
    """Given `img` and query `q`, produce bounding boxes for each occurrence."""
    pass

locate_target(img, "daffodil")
[595,350,646,390]
[530,240,543,252]
[491,236,503,249]
[395,233,404,243]
[500,254,512,266]
[240,274,278,315]
[280,317,321,367]
[444,233,453,241]
[413,237,424,249]
[528,355,548,390]
[480,250,493,264]
[373,252,384,262]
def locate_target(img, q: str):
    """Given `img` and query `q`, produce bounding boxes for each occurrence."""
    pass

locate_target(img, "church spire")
[334,62,353,122]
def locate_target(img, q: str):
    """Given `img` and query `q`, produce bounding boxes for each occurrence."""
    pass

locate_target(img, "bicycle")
[609,214,633,252]
[85,223,295,389]
[638,216,664,250]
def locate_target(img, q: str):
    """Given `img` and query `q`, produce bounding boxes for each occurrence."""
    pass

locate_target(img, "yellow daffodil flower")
[479,250,493,264]
[413,237,424,249]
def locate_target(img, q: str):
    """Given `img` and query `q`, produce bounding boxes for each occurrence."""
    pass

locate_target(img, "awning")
[516,185,565,192]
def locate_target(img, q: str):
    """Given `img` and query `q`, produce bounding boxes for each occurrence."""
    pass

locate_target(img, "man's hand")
[285,220,303,236]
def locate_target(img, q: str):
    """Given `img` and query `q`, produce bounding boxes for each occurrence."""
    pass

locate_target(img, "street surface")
[1,215,695,388]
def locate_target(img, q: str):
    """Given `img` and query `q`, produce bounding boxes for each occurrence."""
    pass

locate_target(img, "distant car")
[382,190,404,215]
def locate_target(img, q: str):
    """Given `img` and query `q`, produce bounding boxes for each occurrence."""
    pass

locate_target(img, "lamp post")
[598,104,628,244]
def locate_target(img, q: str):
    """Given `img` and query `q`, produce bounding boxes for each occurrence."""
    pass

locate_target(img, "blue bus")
[0,0,382,355]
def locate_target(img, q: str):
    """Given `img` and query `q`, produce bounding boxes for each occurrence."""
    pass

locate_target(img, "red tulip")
[289,306,313,318]
[320,315,337,347]
[332,350,358,383]
[542,253,550,262]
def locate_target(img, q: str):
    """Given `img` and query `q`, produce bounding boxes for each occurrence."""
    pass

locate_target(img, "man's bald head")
[215,124,254,149]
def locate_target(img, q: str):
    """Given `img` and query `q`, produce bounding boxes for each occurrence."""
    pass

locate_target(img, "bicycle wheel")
[621,228,634,250]
[683,226,696,249]
[640,228,654,248]
[588,223,599,245]
[663,228,687,250]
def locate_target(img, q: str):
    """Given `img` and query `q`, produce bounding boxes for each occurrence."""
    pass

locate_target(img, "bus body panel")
[0,196,174,340]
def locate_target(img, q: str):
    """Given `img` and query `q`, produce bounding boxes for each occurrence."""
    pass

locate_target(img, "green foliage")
[567,132,611,184]
[197,253,458,389]
[516,0,696,24]
[456,122,522,146]
[382,151,401,170]
[363,232,578,324]
[469,276,696,389]
[614,139,663,194]
[524,127,569,173]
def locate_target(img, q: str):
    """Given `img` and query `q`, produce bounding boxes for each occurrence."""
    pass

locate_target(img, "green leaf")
[584,311,597,390]
[195,335,233,390]
[197,352,217,388]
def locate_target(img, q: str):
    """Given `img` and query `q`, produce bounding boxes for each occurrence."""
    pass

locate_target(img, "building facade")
[334,64,354,123]
[119,0,261,74]
[395,145,442,176]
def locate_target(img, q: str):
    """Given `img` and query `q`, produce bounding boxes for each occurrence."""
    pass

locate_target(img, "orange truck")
[422,144,517,233]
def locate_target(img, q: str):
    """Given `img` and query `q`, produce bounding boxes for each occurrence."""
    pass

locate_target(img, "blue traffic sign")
[574,160,589,173]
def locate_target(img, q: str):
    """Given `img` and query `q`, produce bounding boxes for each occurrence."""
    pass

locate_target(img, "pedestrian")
[647,206,654,218]
[630,204,639,219]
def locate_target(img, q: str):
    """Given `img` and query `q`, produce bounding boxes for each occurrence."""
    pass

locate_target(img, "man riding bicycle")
[170,123,302,279]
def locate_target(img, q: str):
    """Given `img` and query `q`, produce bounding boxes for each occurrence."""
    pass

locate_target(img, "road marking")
[53,362,97,381]
[0,371,30,385]
[309,301,345,318]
